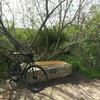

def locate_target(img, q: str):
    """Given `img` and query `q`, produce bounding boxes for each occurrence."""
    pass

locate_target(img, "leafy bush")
[0,59,3,65]
[73,42,100,69]
[52,40,100,79]
[34,26,68,55]
[0,60,8,79]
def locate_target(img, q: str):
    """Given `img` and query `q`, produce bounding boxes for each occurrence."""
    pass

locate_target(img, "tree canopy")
[0,0,100,61]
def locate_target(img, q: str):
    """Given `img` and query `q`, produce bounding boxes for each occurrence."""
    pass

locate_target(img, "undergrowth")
[0,60,8,79]
[53,54,100,80]
[0,53,100,80]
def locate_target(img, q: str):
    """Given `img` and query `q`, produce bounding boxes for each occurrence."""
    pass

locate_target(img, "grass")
[53,54,100,80]
[0,54,100,80]
[78,66,100,79]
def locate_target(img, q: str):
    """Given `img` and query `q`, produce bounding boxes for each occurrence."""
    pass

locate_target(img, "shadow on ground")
[0,72,100,100]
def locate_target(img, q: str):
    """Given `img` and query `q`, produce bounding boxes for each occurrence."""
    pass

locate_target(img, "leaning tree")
[0,0,95,61]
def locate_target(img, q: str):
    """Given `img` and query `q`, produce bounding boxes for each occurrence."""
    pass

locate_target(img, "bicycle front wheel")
[23,65,48,92]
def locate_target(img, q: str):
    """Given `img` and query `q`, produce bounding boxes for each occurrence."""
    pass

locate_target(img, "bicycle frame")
[16,55,34,77]
[8,52,48,92]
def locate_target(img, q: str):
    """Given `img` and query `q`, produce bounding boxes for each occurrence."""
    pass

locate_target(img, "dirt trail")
[0,72,100,100]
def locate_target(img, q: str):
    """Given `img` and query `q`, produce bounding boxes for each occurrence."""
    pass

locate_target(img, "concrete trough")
[21,61,72,80]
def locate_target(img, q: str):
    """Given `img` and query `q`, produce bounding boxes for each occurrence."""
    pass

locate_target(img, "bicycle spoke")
[24,65,48,92]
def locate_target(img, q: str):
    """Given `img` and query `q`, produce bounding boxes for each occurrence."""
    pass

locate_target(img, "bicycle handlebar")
[13,52,34,58]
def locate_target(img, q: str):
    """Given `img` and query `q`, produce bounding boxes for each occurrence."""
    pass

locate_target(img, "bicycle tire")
[23,65,48,92]
[8,60,21,82]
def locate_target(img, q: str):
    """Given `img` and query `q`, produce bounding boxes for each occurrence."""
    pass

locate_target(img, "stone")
[20,61,72,80]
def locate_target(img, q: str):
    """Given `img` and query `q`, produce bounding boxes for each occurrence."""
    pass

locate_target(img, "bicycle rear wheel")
[23,65,48,92]
[8,60,21,82]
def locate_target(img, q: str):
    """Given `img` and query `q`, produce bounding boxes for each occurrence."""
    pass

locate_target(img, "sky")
[1,0,100,28]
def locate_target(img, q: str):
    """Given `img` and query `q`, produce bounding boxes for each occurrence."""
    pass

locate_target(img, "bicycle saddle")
[13,52,21,55]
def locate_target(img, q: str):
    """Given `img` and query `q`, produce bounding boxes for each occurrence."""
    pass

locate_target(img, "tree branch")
[0,19,27,52]
[0,0,2,20]
[29,0,66,49]
[62,0,72,27]
[34,0,43,22]
[0,50,12,60]
[46,0,48,16]
[0,45,13,52]
[46,41,80,60]
[53,0,62,54]
[61,0,86,31]
[4,1,15,33]
[49,0,65,16]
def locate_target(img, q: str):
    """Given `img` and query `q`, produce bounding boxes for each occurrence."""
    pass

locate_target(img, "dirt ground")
[0,72,100,100]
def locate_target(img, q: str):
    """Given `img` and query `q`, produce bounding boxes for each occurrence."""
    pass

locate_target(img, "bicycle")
[8,52,48,92]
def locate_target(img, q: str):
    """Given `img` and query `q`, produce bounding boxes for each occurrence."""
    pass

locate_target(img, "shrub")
[34,26,68,55]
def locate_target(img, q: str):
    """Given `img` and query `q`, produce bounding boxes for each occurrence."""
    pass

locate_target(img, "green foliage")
[11,28,36,43]
[34,26,68,54]
[0,61,8,79]
[52,52,80,71]
[79,66,100,79]
[67,40,100,79]
[53,8,100,79]
[0,3,100,79]
[85,12,100,40]
[0,59,3,65]
[53,50,100,79]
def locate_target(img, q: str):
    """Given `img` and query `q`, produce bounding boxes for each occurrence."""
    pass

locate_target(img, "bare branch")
[33,0,48,59]
[0,37,12,47]
[61,0,86,31]
[29,0,66,49]
[46,0,48,16]
[2,14,10,29]
[0,45,13,52]
[0,57,6,61]
[0,19,27,52]
[62,0,72,27]
[0,26,2,29]
[0,50,12,60]
[4,1,15,33]
[46,41,80,60]
[61,11,78,31]
[53,0,62,54]
[34,0,43,22]
[0,30,4,36]
[49,0,65,16]
[20,0,26,28]
[29,16,48,49]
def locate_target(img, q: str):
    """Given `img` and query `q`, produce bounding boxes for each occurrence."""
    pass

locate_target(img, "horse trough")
[21,61,72,80]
